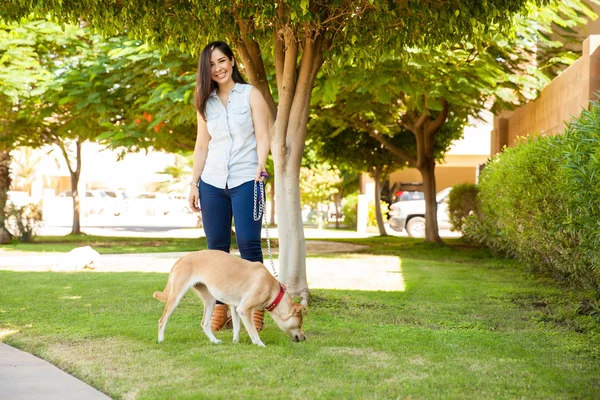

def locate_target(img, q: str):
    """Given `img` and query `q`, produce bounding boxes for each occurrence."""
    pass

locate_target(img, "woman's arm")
[188,111,210,212]
[250,87,270,181]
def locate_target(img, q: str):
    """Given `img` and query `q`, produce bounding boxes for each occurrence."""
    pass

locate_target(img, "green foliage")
[447,183,480,234]
[342,193,358,229]
[5,202,43,242]
[299,163,341,210]
[465,101,600,288]
[2,1,539,56]
[368,200,389,228]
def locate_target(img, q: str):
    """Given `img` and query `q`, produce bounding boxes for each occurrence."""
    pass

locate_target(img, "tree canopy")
[2,0,543,300]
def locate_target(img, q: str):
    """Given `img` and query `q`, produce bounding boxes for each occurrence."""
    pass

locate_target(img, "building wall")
[388,164,482,192]
[492,35,600,154]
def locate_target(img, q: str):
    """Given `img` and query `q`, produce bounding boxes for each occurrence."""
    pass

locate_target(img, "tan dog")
[153,250,306,347]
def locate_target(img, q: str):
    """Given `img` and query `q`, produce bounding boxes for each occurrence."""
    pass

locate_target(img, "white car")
[388,187,452,238]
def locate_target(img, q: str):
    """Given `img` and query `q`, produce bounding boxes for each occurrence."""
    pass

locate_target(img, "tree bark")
[269,179,275,226]
[0,149,13,244]
[57,139,83,235]
[333,190,343,229]
[417,162,442,243]
[405,100,449,243]
[373,167,387,237]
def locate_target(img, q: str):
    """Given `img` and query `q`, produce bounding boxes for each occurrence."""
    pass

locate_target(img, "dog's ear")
[293,303,307,316]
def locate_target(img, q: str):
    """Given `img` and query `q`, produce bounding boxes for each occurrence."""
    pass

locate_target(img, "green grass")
[0,235,208,254]
[1,245,599,399]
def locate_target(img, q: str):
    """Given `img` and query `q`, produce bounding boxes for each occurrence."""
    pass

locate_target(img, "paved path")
[0,343,110,400]
[0,247,403,291]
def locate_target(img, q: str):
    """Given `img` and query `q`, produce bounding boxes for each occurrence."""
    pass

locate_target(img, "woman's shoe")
[210,304,230,331]
[253,309,264,331]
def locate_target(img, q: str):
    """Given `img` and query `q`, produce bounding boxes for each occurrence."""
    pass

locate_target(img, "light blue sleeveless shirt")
[201,83,258,189]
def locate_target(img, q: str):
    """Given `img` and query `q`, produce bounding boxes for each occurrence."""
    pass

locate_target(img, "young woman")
[188,41,270,331]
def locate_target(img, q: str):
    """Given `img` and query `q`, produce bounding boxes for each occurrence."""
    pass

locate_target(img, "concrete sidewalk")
[0,343,110,399]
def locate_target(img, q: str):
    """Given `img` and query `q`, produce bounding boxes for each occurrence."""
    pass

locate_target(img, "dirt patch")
[305,240,369,254]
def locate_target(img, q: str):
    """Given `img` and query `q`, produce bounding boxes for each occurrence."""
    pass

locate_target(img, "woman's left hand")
[255,166,267,182]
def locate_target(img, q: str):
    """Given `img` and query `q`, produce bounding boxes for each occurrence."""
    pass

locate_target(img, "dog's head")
[272,300,306,342]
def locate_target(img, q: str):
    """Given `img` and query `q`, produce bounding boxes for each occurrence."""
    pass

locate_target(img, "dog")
[51,246,102,272]
[153,250,306,347]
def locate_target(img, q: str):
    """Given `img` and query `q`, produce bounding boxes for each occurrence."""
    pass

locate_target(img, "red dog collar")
[265,284,286,312]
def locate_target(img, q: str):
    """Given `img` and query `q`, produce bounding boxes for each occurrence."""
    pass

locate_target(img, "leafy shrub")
[6,203,43,242]
[465,101,600,288]
[367,200,389,227]
[447,183,480,234]
[342,193,358,229]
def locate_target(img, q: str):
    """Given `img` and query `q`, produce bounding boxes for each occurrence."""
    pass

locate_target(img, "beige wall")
[492,35,600,154]
[360,153,489,196]
[388,165,479,192]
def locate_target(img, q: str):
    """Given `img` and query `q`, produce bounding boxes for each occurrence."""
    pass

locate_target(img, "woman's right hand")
[188,185,201,212]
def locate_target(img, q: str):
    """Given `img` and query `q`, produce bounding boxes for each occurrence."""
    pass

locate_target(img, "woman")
[188,41,270,331]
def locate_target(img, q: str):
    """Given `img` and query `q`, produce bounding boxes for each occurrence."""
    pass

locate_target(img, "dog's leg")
[158,272,193,343]
[192,283,222,344]
[158,289,187,343]
[230,306,241,343]
[236,305,265,347]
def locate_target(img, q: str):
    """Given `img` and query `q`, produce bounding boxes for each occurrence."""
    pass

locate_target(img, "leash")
[253,171,278,279]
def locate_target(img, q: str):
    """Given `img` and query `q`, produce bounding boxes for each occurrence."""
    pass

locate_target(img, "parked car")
[388,187,452,238]
[57,189,107,216]
[96,188,125,216]
[168,193,194,214]
[392,190,425,203]
[57,188,124,216]
[127,192,171,216]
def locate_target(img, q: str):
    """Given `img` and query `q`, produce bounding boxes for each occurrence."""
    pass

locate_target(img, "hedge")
[465,101,600,288]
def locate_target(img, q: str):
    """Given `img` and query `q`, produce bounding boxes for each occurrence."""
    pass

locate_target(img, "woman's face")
[210,48,234,85]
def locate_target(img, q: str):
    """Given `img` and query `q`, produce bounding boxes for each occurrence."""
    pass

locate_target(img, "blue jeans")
[199,179,263,263]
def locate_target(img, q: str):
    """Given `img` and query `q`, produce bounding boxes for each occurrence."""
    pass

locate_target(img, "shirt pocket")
[231,106,253,130]
[206,112,221,135]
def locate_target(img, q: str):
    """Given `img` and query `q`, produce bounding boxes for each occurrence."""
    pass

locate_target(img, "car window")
[436,187,452,202]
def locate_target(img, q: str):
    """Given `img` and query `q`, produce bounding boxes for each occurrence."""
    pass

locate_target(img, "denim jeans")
[199,179,263,263]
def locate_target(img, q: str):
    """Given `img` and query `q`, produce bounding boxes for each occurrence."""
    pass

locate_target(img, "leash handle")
[253,178,277,279]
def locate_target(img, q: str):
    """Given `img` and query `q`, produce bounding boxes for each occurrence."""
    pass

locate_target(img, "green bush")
[367,200,389,228]
[465,101,600,288]
[6,203,43,242]
[342,193,358,229]
[447,183,480,234]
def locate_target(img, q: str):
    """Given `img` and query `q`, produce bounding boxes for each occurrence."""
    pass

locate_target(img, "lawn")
[1,240,599,399]
[0,235,208,254]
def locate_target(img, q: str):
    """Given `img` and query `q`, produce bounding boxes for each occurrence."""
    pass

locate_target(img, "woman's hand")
[255,165,267,182]
[188,184,201,212]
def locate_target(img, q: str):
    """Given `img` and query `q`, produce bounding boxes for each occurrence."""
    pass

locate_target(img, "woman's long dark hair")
[195,41,247,121]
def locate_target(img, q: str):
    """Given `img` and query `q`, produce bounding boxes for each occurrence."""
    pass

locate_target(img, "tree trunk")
[373,168,387,236]
[418,156,442,243]
[60,140,83,235]
[236,28,329,305]
[269,179,275,226]
[70,173,81,235]
[274,164,308,303]
[0,149,12,244]
[333,190,343,229]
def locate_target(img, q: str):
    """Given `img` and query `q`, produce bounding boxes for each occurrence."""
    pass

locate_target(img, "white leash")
[253,178,277,279]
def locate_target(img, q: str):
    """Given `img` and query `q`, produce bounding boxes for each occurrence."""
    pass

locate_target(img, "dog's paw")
[211,339,223,344]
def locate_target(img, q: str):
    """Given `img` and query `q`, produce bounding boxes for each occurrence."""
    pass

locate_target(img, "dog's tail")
[153,258,183,302]
[153,290,168,302]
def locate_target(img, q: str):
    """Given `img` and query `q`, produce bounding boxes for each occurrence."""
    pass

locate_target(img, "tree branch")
[424,98,449,137]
